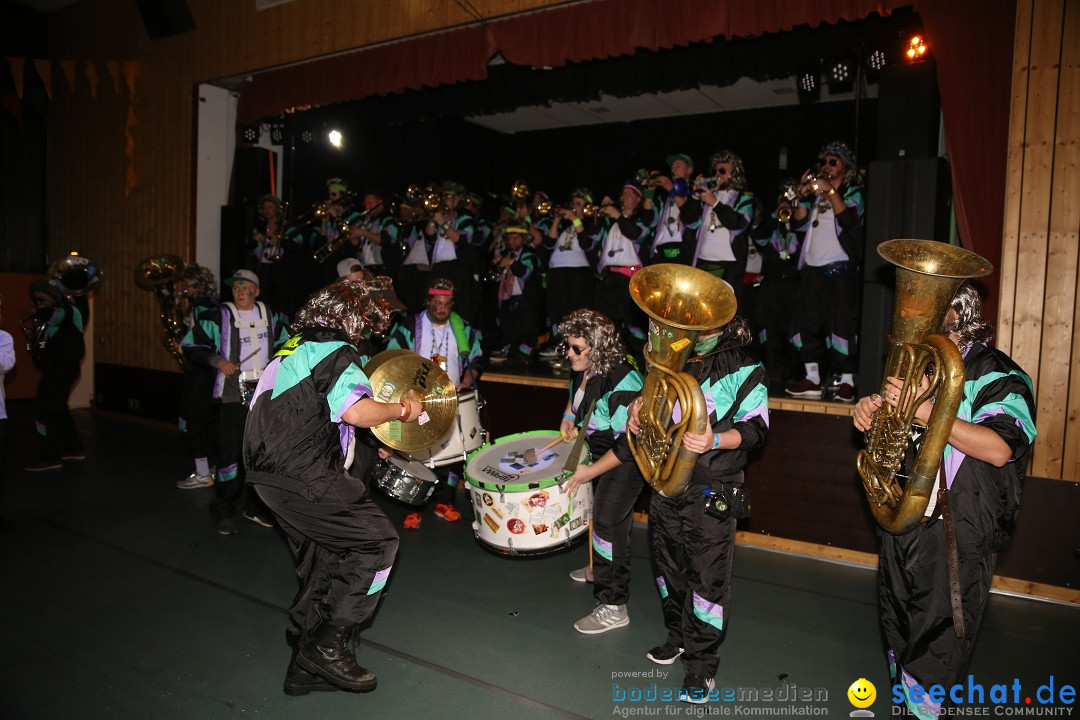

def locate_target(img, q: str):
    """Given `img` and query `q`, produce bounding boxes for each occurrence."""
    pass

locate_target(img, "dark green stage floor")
[2,405,1076,719]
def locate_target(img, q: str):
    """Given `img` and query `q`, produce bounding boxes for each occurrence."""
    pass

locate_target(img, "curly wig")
[293,277,396,346]
[180,264,218,300]
[817,140,866,187]
[557,309,626,377]
[707,150,748,191]
[942,281,993,351]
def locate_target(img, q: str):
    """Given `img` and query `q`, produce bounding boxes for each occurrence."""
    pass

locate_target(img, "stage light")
[797,63,821,103]
[269,123,286,144]
[868,48,888,72]
[826,56,854,93]
[300,129,314,144]
[241,124,260,143]
[328,129,343,148]
[905,35,928,62]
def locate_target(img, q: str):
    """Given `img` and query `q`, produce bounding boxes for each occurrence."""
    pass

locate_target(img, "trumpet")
[797,170,833,199]
[510,180,529,204]
[19,310,43,353]
[312,218,356,264]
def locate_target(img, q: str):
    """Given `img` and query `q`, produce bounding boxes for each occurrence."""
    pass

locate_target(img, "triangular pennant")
[122,60,139,101]
[0,94,23,128]
[8,57,25,99]
[33,58,52,99]
[106,60,120,95]
[60,60,76,93]
[85,61,98,98]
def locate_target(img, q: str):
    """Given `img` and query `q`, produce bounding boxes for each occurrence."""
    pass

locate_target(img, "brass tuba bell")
[856,239,992,534]
[49,251,102,299]
[628,264,737,497]
[134,254,188,370]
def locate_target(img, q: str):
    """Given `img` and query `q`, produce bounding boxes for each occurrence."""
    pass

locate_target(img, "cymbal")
[364,349,458,452]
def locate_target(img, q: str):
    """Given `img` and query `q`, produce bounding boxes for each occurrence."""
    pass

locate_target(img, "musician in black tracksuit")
[243,277,422,697]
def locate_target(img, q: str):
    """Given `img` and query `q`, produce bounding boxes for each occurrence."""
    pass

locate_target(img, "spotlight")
[867,48,888,72]
[300,129,314,144]
[905,35,928,62]
[825,56,855,93]
[269,123,286,145]
[328,129,343,148]
[796,63,821,104]
[241,124,260,143]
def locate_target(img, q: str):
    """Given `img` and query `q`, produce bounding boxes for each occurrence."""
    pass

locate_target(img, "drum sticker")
[388,421,402,443]
[417,411,430,425]
[670,337,690,352]
[569,517,583,531]
[529,513,548,535]
[525,490,549,509]
[482,492,494,507]
[483,513,500,533]
[480,464,519,483]
[506,517,525,534]
[552,512,571,531]
[489,505,505,520]
[376,381,397,402]
[505,501,518,515]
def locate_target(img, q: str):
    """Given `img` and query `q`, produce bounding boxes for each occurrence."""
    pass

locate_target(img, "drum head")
[386,453,437,483]
[465,430,589,492]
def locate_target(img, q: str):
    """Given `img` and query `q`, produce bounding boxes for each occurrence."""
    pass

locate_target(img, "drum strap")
[225,301,270,372]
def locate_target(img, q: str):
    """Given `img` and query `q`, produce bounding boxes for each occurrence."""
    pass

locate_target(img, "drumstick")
[524,435,567,464]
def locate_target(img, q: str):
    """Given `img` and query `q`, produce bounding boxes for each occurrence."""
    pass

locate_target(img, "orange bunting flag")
[125,163,137,197]
[122,60,139,101]
[33,59,52,99]
[106,60,120,95]
[85,61,98,98]
[60,60,76,93]
[8,57,25,99]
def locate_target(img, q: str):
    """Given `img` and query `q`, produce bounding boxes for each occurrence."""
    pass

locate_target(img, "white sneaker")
[573,603,629,634]
[177,472,215,490]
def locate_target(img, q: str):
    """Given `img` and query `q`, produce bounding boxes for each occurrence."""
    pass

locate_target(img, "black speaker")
[135,0,195,39]
[858,157,952,388]
[233,147,278,206]
[875,61,940,161]
[220,203,255,283]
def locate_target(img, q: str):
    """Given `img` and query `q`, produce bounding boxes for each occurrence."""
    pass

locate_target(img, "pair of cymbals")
[365,349,458,452]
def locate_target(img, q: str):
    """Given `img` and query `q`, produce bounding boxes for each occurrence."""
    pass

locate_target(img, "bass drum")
[403,389,486,467]
[374,454,439,506]
[464,431,592,557]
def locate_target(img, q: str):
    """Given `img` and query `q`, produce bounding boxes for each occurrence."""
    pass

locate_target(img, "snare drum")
[405,389,486,467]
[239,369,260,405]
[464,430,592,556]
[374,454,439,506]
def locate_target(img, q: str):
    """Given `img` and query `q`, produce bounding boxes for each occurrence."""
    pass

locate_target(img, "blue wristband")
[712,433,721,450]
[563,413,575,421]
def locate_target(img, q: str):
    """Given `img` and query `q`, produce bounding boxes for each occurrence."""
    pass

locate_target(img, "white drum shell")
[405,389,485,467]
[465,431,592,556]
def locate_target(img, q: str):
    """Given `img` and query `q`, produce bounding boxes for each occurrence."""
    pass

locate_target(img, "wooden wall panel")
[1040,0,1080,479]
[1001,0,1080,481]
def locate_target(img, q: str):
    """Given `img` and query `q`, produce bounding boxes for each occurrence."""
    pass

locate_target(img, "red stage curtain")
[913,0,1016,323]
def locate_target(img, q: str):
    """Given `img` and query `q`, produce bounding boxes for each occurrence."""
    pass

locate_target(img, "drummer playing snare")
[384,278,484,528]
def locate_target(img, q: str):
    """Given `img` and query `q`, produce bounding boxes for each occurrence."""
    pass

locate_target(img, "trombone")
[312,205,376,264]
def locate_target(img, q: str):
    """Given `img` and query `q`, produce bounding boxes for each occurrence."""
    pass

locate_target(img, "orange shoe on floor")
[434,504,461,522]
[404,512,422,529]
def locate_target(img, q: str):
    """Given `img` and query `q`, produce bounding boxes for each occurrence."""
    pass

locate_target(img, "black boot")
[283,657,339,696]
[297,622,377,692]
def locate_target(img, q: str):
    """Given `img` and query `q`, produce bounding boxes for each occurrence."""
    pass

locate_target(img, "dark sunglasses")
[715,167,728,176]
[568,344,589,355]
[822,157,841,167]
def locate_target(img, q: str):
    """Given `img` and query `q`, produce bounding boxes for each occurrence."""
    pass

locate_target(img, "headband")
[428,289,453,296]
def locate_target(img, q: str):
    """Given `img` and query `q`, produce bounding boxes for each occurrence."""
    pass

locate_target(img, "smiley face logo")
[847,678,876,709]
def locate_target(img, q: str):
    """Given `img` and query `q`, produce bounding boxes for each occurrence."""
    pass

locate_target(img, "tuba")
[49,251,102,299]
[628,264,737,497]
[134,254,188,370]
[857,239,992,535]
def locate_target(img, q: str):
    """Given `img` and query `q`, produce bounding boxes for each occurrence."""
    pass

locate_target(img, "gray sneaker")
[177,472,215,490]
[569,566,594,583]
[573,603,629,634]
[216,517,237,536]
